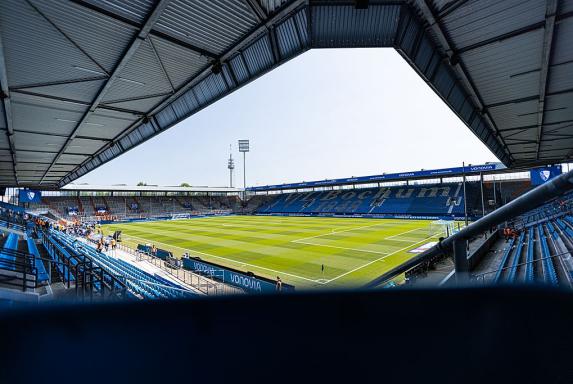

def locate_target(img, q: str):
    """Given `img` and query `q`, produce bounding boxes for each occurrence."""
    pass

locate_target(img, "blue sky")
[76,48,497,187]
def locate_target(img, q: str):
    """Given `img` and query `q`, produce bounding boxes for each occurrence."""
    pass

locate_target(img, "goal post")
[428,219,460,238]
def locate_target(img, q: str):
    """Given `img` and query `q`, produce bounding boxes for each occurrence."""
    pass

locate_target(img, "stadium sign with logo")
[18,189,41,203]
[530,165,562,185]
[182,258,295,293]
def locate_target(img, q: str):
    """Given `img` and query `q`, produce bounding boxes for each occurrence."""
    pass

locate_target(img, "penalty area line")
[121,234,321,284]
[324,233,443,284]
[293,240,388,255]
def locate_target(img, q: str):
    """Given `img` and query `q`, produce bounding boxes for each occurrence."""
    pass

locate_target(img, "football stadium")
[1,0,573,382]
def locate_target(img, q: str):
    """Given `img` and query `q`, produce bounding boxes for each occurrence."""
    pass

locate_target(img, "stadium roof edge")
[246,162,514,191]
[59,184,242,193]
[1,0,571,188]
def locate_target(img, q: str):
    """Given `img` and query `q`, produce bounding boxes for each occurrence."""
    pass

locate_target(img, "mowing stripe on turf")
[121,234,322,284]
[385,227,424,240]
[325,233,442,284]
[294,240,389,255]
[292,222,391,243]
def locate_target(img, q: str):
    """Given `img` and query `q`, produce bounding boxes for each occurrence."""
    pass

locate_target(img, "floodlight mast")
[238,140,250,200]
[227,144,235,188]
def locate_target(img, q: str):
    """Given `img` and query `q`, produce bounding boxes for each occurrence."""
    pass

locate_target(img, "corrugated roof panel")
[155,105,178,128]
[294,8,310,47]
[276,15,303,58]
[80,0,155,24]
[431,0,459,13]
[155,0,259,55]
[547,61,573,94]
[193,73,228,106]
[0,0,105,87]
[58,154,89,164]
[311,5,400,48]
[261,0,291,15]
[66,138,107,155]
[544,94,573,125]
[0,103,5,130]
[489,99,538,130]
[31,0,136,73]
[21,79,107,104]
[102,94,168,113]
[78,109,138,140]
[242,34,274,75]
[432,63,455,98]
[229,54,250,84]
[562,0,573,13]
[11,93,87,136]
[171,92,199,120]
[150,35,210,89]
[442,0,545,50]
[552,18,573,63]
[102,39,173,102]
[462,29,543,105]
[14,132,67,152]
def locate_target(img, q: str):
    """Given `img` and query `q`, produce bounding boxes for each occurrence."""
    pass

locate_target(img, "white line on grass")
[294,240,388,255]
[385,227,424,240]
[292,222,389,243]
[325,233,442,284]
[121,234,321,284]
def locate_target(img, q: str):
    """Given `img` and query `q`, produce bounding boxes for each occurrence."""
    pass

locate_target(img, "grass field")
[102,216,443,289]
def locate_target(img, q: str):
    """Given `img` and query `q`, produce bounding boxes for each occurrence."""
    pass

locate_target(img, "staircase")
[76,197,84,214]
[102,196,111,214]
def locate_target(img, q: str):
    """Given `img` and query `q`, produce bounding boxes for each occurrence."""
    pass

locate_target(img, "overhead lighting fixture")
[118,77,145,86]
[55,118,104,127]
[73,66,106,76]
[56,118,79,123]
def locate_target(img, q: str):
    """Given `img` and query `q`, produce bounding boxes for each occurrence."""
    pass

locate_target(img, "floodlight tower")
[227,145,235,188]
[238,140,250,199]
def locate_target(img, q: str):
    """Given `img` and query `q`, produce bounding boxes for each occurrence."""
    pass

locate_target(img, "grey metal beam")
[68,0,218,60]
[40,0,173,184]
[59,1,307,187]
[9,76,108,90]
[244,0,268,22]
[536,0,559,160]
[10,89,144,116]
[0,30,19,184]
[415,0,512,164]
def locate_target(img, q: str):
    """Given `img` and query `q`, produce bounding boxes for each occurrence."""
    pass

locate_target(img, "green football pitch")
[102,216,443,289]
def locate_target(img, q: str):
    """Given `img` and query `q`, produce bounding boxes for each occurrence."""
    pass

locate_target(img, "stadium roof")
[0,0,571,188]
[59,184,241,193]
[247,161,509,191]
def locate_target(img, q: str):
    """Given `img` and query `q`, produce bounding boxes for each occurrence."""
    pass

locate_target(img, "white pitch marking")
[385,227,424,240]
[121,234,320,284]
[325,233,442,284]
[292,222,388,243]
[294,240,389,255]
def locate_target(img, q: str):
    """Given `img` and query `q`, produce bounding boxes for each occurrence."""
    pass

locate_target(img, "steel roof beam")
[10,76,108,90]
[10,89,144,116]
[244,0,268,22]
[415,0,512,164]
[40,0,173,184]
[68,0,218,60]
[59,0,307,188]
[535,0,559,160]
[0,32,18,184]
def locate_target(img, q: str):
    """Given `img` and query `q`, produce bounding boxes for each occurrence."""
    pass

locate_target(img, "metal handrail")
[364,169,573,288]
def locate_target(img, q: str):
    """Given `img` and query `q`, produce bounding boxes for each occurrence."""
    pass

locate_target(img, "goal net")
[428,219,460,237]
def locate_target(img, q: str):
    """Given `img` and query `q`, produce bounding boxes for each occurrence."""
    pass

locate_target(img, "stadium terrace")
[1,0,573,382]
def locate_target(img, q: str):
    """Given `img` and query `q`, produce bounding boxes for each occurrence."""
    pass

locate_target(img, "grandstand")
[1,1,573,381]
